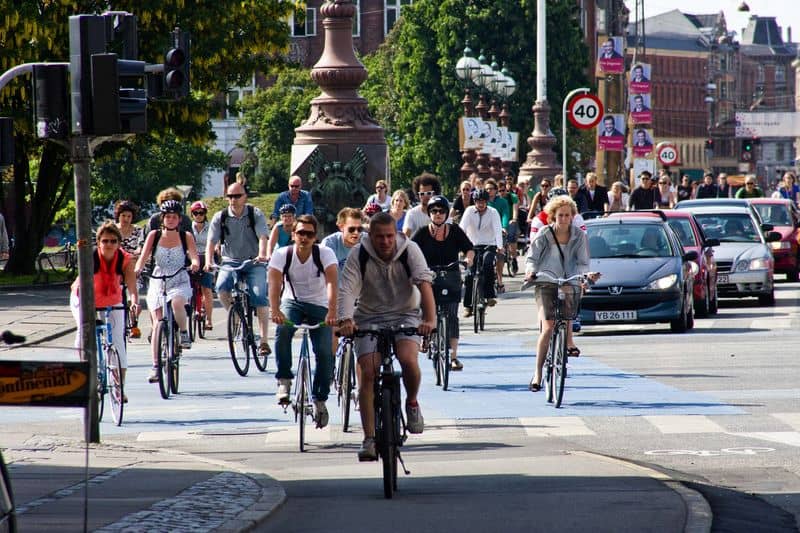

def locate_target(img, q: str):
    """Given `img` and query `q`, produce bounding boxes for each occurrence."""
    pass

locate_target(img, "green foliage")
[203,193,278,221]
[362,0,589,192]
[237,67,319,193]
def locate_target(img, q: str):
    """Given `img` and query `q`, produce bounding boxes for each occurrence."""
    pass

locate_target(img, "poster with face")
[459,117,484,150]
[596,36,624,75]
[632,128,654,158]
[597,114,625,151]
[629,63,651,94]
[630,94,652,124]
[481,120,498,154]
[496,126,509,159]
[507,131,519,162]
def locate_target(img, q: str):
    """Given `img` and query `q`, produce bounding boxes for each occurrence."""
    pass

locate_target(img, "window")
[291,7,316,37]
[385,0,412,34]
[757,65,765,82]
[776,142,786,162]
[226,75,256,119]
[776,65,786,84]
[352,0,360,37]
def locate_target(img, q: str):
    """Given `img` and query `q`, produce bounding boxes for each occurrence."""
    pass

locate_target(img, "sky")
[641,0,800,44]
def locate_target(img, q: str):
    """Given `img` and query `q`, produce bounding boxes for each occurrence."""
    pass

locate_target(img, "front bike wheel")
[381,387,397,499]
[227,304,250,376]
[472,274,481,334]
[339,341,355,432]
[552,323,568,408]
[155,321,170,399]
[169,325,180,395]
[106,346,124,426]
[250,305,268,372]
[439,315,450,391]
[544,330,555,404]
[97,352,106,422]
[432,317,442,386]
[297,356,310,452]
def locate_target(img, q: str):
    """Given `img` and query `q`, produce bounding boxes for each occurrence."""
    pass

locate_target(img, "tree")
[0,0,294,274]
[237,66,319,193]
[361,0,589,193]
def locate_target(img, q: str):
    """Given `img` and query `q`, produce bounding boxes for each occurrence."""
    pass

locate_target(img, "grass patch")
[203,193,278,218]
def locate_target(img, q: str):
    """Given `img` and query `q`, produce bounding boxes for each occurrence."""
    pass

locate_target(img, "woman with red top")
[70,221,139,396]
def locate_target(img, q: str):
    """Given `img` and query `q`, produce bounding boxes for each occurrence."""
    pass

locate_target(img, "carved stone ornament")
[306,146,370,232]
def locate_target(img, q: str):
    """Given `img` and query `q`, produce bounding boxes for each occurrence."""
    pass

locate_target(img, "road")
[2,275,800,531]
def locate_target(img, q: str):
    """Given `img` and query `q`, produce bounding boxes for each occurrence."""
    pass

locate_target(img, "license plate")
[595,310,637,321]
[717,274,729,284]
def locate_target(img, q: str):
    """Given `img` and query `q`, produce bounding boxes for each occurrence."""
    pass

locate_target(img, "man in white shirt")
[459,189,503,316]
[403,172,441,237]
[268,215,338,428]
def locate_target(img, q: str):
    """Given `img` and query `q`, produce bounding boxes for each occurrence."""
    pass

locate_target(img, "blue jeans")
[216,260,268,307]
[274,300,333,402]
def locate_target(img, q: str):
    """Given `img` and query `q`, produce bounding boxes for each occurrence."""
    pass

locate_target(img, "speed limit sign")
[657,144,679,166]
[567,93,603,129]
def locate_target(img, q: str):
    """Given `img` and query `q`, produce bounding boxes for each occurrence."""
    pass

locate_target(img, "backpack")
[282,244,325,301]
[220,205,257,246]
[148,229,191,269]
[358,244,411,279]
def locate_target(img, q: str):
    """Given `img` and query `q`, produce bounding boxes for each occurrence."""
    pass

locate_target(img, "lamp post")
[455,43,480,180]
[499,66,517,176]
[474,50,492,180]
[487,57,504,181]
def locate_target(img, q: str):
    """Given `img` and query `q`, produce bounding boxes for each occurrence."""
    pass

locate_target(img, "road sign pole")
[562,87,591,182]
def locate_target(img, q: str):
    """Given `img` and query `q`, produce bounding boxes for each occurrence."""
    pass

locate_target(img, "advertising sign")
[0,361,89,407]
[597,114,625,152]
[735,112,800,137]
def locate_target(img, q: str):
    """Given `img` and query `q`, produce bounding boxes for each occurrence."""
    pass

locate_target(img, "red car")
[749,198,800,281]
[608,210,719,316]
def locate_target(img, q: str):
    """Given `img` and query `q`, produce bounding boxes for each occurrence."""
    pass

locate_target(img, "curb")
[569,451,712,533]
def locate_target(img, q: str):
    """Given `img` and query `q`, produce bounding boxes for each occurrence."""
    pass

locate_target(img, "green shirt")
[735,187,764,199]
[489,196,511,228]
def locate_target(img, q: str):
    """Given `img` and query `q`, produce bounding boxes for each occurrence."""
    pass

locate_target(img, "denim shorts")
[215,261,268,307]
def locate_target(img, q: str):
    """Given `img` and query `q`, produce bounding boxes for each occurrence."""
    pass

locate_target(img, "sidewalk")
[1,285,712,532]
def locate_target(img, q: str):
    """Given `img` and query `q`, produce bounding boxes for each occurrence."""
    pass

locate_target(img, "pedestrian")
[677,175,693,202]
[629,171,658,210]
[656,176,676,208]
[450,180,474,223]
[579,172,609,213]
[271,175,314,222]
[607,181,629,212]
[695,172,719,199]
[777,172,800,205]
[717,173,733,198]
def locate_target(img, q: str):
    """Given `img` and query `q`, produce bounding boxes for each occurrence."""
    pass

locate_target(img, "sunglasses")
[485,187,496,191]
[429,208,447,215]
[295,229,316,238]
[226,193,244,199]
[289,184,301,189]
[461,188,471,192]
[419,191,435,197]
[541,183,551,188]
[658,181,668,185]
[346,226,363,234]
[746,182,755,186]
[192,211,207,216]
[100,239,118,244]
[376,186,386,190]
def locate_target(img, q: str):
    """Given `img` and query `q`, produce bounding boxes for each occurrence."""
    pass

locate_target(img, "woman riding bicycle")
[190,200,215,330]
[411,195,474,371]
[524,195,599,392]
[70,221,139,398]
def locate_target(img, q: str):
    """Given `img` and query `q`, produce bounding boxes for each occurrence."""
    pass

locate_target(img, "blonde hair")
[375,179,388,190]
[544,195,577,222]
[156,187,183,205]
[391,189,410,210]
[553,174,564,187]
[337,207,363,225]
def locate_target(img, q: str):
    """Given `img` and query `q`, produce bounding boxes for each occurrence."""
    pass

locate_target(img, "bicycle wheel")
[439,315,450,391]
[196,306,207,340]
[552,323,568,408]
[105,346,124,426]
[187,301,195,343]
[96,350,106,422]
[155,321,170,399]
[472,273,481,334]
[544,331,555,404]
[169,324,180,395]
[432,316,442,386]
[250,305,268,372]
[297,356,310,452]
[381,386,397,499]
[227,304,250,376]
[340,341,354,432]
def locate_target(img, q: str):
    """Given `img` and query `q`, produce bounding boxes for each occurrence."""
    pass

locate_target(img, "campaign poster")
[496,126,508,159]
[507,131,519,162]
[481,120,498,154]
[458,116,484,151]
[629,93,652,124]
[596,36,624,75]
[597,114,625,152]
[629,63,651,94]
[632,128,654,158]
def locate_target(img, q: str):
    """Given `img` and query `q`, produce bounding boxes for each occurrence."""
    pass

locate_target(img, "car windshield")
[666,218,697,247]
[587,223,673,258]
[753,204,792,226]
[693,213,760,243]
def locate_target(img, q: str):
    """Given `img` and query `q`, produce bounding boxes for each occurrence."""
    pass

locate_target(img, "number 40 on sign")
[567,93,603,130]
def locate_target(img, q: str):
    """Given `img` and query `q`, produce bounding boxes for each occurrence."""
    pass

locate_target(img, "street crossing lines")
[519,416,596,437]
[771,412,800,431]
[643,415,726,434]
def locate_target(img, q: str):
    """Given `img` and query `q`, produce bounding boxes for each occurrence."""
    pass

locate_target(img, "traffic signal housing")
[33,64,70,139]
[0,118,13,167]
[163,30,190,99]
[90,54,147,135]
[741,139,754,161]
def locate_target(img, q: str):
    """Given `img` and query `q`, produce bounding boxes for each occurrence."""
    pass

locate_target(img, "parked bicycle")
[428,260,464,390]
[216,260,268,376]
[334,335,357,432]
[144,268,186,399]
[95,306,125,425]
[281,321,325,452]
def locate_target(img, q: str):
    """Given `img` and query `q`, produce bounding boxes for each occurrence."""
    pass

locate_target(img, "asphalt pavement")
[0,280,712,532]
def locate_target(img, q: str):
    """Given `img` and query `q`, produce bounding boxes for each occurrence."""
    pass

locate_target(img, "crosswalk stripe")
[738,432,800,447]
[751,318,793,329]
[519,416,596,437]
[772,412,800,431]
[643,415,725,434]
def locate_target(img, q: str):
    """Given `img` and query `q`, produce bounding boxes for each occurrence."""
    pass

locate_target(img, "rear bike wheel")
[432,316,443,386]
[250,305,268,372]
[169,323,180,395]
[227,304,250,376]
[155,321,170,399]
[380,387,397,499]
[297,356,310,452]
[97,349,106,422]
[439,315,450,391]
[552,323,568,408]
[106,346,124,426]
[339,341,355,432]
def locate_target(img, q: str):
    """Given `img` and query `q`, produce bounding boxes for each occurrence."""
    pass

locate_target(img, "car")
[674,204,780,305]
[749,198,800,281]
[609,210,720,317]
[581,215,698,332]
[674,198,765,224]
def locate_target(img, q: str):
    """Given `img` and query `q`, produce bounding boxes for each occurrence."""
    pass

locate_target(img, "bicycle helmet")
[426,195,450,214]
[279,204,297,216]
[190,200,207,213]
[547,187,569,201]
[364,202,382,217]
[160,199,183,214]
[471,189,490,202]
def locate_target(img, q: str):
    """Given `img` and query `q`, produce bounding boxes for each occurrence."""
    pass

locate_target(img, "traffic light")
[69,14,108,134]
[90,54,147,135]
[705,138,714,150]
[0,118,13,167]
[163,29,190,99]
[741,139,754,161]
[33,64,70,139]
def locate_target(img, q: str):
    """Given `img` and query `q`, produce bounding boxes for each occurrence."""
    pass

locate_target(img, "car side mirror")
[760,223,774,232]
[766,231,782,242]
[683,250,699,262]
[704,238,720,247]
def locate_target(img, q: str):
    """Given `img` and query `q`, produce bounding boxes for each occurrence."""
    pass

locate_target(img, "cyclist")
[70,221,139,399]
[321,207,364,274]
[338,212,436,461]
[523,195,599,391]
[498,179,520,277]
[459,189,503,317]
[135,200,200,382]
[267,204,296,260]
[403,172,441,237]
[411,195,474,371]
[205,182,272,356]
[486,179,510,292]
[190,201,214,330]
[268,215,338,427]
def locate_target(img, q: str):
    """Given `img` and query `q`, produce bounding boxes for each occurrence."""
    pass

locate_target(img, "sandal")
[567,347,580,357]
[259,342,272,356]
[529,379,542,392]
[205,322,213,330]
[450,358,463,371]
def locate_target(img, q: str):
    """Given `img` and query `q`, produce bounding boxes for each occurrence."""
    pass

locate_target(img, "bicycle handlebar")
[520,271,597,291]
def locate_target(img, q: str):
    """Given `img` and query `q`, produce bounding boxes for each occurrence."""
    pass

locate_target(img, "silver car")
[675,204,780,305]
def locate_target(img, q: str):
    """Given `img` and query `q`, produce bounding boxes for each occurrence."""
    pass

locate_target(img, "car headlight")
[647,274,677,290]
[770,241,791,250]
[748,257,770,270]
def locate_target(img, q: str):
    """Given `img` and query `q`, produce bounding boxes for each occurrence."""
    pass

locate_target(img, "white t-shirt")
[402,205,431,236]
[268,244,337,308]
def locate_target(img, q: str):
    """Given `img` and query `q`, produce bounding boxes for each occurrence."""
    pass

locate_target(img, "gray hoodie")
[338,233,433,324]
[525,224,590,281]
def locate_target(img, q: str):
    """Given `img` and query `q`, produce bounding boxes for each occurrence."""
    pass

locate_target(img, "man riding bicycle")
[338,212,436,461]
[459,189,503,317]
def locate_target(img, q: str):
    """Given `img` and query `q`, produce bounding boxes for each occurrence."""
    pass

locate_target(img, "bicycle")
[189,271,207,341]
[216,260,268,376]
[334,336,357,432]
[1,331,24,533]
[95,306,125,425]
[523,272,586,408]
[281,321,325,452]
[350,325,420,499]
[468,245,495,334]
[145,268,186,399]
[429,261,464,391]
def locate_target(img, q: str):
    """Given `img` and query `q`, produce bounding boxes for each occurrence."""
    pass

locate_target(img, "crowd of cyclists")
[73,168,602,461]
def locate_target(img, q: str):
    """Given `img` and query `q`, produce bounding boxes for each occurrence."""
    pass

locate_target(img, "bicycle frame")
[146,268,186,399]
[217,260,265,376]
[286,321,324,452]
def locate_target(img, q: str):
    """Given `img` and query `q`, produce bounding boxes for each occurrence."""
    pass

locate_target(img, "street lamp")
[455,43,480,179]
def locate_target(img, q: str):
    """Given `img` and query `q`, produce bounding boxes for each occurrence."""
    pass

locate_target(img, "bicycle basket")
[558,284,582,320]
[432,267,462,304]
[535,282,582,320]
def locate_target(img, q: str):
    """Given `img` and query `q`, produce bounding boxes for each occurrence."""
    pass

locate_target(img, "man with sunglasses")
[403,172,442,237]
[206,182,272,356]
[321,207,365,274]
[271,175,314,222]
[735,175,764,198]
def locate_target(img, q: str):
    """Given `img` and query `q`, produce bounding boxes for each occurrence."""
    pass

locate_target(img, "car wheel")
[695,281,710,318]
[709,283,719,314]
[670,302,688,333]
[758,289,775,306]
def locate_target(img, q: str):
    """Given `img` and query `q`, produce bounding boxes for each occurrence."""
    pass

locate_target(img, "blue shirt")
[321,232,359,274]
[271,190,314,220]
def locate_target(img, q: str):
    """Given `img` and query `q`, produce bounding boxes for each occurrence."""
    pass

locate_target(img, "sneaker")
[572,317,582,333]
[314,400,329,429]
[450,358,463,371]
[487,298,497,307]
[180,331,191,349]
[147,368,159,383]
[463,307,473,318]
[358,437,378,461]
[406,402,424,434]
[276,378,291,404]
[259,342,272,356]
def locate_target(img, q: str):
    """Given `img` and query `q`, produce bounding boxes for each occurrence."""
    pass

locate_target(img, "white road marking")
[738,432,800,447]
[643,415,725,434]
[772,412,800,431]
[519,416,596,437]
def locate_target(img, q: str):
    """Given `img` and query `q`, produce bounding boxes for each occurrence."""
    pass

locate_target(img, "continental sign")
[0,361,89,407]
